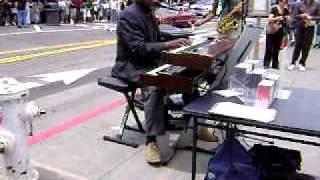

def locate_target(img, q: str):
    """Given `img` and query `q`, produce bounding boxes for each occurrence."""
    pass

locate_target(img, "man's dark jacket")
[111,3,166,83]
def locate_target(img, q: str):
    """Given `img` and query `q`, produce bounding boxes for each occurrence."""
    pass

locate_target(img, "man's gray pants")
[142,87,166,136]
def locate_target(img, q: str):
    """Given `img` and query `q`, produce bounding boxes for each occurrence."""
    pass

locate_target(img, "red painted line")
[28,98,127,144]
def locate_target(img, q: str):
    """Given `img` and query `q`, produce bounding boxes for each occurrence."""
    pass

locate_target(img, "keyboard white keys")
[146,64,172,76]
[170,38,208,54]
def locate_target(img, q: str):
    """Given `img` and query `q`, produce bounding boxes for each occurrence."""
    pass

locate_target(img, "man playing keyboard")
[111,0,192,165]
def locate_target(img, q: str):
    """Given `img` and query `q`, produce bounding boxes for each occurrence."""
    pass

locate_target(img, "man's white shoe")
[146,142,161,165]
[298,64,306,71]
[287,64,295,71]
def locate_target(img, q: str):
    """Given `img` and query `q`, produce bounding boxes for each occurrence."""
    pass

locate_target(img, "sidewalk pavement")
[25,48,320,179]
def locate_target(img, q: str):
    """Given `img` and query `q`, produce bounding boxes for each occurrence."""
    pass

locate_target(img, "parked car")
[189,0,213,17]
[159,24,194,40]
[156,7,196,28]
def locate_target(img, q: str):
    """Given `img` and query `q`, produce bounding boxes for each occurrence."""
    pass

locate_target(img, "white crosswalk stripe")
[74,23,117,31]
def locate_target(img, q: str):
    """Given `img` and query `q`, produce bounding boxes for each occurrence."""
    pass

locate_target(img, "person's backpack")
[205,137,261,180]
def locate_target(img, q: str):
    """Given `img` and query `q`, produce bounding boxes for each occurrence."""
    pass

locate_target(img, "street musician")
[111,0,193,165]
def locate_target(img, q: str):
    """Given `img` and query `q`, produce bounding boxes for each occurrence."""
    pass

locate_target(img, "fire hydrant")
[0,78,43,180]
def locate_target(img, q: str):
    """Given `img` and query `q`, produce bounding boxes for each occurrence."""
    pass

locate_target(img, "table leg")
[192,117,198,180]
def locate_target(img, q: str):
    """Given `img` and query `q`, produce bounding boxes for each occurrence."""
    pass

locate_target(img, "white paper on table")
[266,73,280,81]
[276,90,291,100]
[213,90,242,98]
[252,68,266,75]
[235,63,253,73]
[209,102,277,123]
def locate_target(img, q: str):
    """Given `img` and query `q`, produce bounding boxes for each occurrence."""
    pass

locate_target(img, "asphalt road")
[0,25,118,102]
[0,26,116,75]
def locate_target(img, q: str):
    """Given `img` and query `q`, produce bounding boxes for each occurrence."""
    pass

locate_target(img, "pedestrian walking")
[93,0,100,22]
[83,0,93,23]
[288,0,298,45]
[1,0,11,26]
[64,0,71,23]
[25,0,32,25]
[288,0,320,71]
[6,2,12,25]
[10,1,18,26]
[110,0,118,23]
[0,0,6,26]
[71,0,84,23]
[97,0,105,21]
[264,0,290,69]
[70,0,76,24]
[58,0,67,23]
[101,0,111,22]
[313,24,320,48]
[17,0,27,28]
[31,0,40,24]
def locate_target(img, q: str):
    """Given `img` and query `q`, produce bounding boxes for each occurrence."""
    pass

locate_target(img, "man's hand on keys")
[165,38,192,50]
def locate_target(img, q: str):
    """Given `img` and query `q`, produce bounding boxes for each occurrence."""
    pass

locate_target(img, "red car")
[156,8,196,28]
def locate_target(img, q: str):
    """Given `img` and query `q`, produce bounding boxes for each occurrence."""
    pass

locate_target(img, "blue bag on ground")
[205,137,261,180]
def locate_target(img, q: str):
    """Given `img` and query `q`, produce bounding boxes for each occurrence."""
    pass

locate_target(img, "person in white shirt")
[110,0,118,23]
[26,0,32,25]
[31,0,41,23]
[100,0,110,22]
[58,0,67,23]
[93,0,100,21]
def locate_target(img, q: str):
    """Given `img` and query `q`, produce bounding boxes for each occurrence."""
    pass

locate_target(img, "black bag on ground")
[250,144,302,179]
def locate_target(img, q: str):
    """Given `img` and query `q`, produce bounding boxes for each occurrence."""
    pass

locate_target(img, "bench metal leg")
[103,104,140,148]
[125,92,145,133]
[103,91,145,148]
[119,104,131,139]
